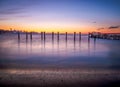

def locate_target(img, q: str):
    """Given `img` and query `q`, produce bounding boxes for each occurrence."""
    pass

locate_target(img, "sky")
[0,0,120,33]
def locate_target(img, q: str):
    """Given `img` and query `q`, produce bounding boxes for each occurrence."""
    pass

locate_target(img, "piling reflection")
[57,34,59,56]
[16,33,98,57]
[88,37,90,55]
[18,39,20,54]
[65,33,67,50]
[30,38,32,54]
[26,38,28,54]
[1,33,120,70]
[73,35,76,52]
[26,32,28,40]
[94,38,96,55]
[79,36,81,56]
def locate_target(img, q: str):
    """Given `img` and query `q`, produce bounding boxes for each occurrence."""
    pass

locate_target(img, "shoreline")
[0,68,120,87]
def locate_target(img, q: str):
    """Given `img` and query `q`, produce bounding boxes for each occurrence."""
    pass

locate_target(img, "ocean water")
[0,33,120,70]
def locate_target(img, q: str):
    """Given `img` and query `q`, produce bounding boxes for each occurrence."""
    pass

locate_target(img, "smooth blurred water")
[0,33,120,70]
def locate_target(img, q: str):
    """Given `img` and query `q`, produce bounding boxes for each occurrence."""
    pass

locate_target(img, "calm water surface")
[0,33,120,70]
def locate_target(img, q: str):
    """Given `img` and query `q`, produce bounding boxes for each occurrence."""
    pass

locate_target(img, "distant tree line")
[0,29,40,34]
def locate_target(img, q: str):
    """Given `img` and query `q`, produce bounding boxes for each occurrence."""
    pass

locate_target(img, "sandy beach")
[0,68,120,87]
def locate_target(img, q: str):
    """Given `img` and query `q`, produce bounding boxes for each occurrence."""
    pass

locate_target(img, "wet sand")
[0,69,120,87]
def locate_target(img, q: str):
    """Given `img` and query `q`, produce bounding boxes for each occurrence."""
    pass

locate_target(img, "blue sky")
[0,0,120,33]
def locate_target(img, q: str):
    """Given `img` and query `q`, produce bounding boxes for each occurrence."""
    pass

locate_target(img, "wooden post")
[44,32,45,41]
[73,32,76,51]
[52,32,54,41]
[79,32,81,41]
[74,32,76,42]
[65,32,67,41]
[41,32,43,40]
[18,31,20,40]
[88,32,90,43]
[57,32,59,41]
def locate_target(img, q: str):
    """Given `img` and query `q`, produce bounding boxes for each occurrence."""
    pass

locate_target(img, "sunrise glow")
[0,0,120,34]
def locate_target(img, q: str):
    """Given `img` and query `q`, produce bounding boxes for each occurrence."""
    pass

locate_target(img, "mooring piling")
[88,32,90,43]
[65,32,67,41]
[41,32,43,40]
[79,32,81,41]
[15,31,120,42]
[52,32,54,41]
[44,32,46,41]
[74,32,76,42]
[57,32,59,41]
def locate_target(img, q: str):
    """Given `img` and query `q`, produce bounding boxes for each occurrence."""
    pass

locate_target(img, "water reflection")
[94,38,96,56]
[26,39,28,55]
[88,37,90,55]
[0,34,120,69]
[2,34,109,57]
[18,39,20,55]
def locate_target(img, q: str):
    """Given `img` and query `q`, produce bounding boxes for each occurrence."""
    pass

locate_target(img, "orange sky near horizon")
[0,24,120,34]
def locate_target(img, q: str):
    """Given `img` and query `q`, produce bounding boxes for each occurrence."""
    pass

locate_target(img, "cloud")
[0,8,25,15]
[0,7,27,21]
[108,25,120,29]
[97,28,104,30]
[15,15,29,18]
[93,21,96,23]
[0,18,9,20]
[96,25,120,31]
